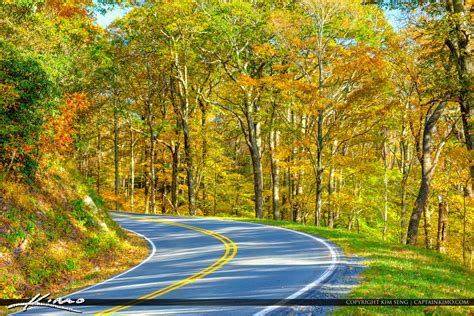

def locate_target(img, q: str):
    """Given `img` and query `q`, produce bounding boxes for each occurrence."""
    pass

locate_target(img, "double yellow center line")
[95,215,238,315]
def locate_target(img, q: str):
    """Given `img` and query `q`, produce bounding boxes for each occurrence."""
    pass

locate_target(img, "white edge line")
[251,225,339,316]
[9,224,157,315]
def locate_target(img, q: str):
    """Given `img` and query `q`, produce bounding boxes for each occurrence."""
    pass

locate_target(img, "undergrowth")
[0,158,148,314]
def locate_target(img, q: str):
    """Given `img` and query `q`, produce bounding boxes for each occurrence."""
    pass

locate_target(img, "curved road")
[10,212,359,315]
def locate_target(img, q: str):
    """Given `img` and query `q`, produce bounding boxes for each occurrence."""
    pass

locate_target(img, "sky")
[385,9,406,31]
[94,6,404,30]
[95,7,130,27]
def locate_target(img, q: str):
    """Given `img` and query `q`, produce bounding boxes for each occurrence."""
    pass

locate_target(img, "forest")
[1,0,472,274]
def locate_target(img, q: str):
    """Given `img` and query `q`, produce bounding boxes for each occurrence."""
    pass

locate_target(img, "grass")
[1,217,148,316]
[51,230,148,298]
[218,217,473,315]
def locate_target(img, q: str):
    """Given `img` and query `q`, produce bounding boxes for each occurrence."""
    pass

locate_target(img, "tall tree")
[202,2,274,219]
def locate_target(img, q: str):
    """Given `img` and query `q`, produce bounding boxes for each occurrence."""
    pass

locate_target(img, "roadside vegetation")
[1,1,150,313]
[0,159,148,315]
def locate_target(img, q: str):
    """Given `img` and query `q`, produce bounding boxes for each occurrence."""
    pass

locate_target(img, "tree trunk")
[315,109,324,226]
[400,179,408,243]
[328,139,336,228]
[161,151,166,214]
[282,108,291,221]
[282,167,289,221]
[382,129,389,240]
[129,119,135,212]
[424,204,433,249]
[270,128,280,220]
[407,154,433,246]
[97,130,101,194]
[243,99,264,219]
[171,139,180,214]
[289,110,297,222]
[348,210,356,231]
[314,50,325,226]
[200,100,208,213]
[437,195,449,254]
[172,44,195,216]
[144,143,150,214]
[213,168,218,216]
[147,109,156,214]
[292,174,298,222]
[335,168,343,222]
[250,138,264,219]
[407,101,446,245]
[446,0,473,195]
[113,101,120,211]
[348,177,359,231]
[463,187,468,265]
[400,113,410,243]
[328,161,334,228]
[182,118,195,216]
[297,115,306,222]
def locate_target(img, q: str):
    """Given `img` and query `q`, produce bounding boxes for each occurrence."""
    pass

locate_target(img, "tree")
[406,100,447,245]
[0,41,57,180]
[202,2,274,219]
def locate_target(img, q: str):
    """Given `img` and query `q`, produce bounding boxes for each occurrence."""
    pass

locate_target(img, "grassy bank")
[0,160,148,315]
[221,217,473,315]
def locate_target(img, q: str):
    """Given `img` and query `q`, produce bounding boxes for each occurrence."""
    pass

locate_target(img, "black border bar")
[3,299,474,307]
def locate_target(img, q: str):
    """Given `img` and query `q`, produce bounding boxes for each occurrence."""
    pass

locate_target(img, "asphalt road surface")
[9,212,363,315]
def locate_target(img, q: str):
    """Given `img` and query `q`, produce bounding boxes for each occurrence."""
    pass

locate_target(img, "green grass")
[219,217,473,315]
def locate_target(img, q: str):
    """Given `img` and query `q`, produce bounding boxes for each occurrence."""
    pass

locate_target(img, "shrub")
[71,199,94,227]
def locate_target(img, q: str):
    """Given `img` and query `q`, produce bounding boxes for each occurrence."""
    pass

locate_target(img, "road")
[10,212,360,315]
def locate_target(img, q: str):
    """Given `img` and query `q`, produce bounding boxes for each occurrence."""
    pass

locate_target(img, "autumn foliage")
[42,93,91,154]
[1,0,472,270]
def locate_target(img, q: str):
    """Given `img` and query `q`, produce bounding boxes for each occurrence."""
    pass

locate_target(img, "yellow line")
[95,214,238,315]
